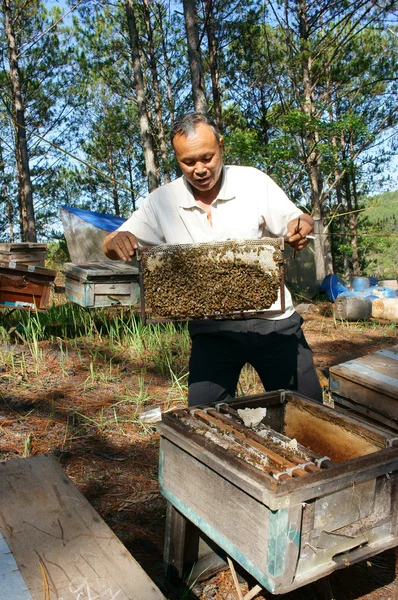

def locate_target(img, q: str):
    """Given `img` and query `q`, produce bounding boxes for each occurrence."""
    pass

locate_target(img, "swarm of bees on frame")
[141,239,284,319]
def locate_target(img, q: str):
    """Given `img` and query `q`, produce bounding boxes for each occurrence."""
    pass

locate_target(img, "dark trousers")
[187,312,322,407]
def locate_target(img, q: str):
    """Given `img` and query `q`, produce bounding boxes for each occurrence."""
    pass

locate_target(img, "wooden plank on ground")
[0,455,166,600]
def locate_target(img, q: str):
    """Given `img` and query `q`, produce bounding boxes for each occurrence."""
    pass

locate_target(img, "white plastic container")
[371,298,398,320]
[334,296,372,321]
[378,279,398,290]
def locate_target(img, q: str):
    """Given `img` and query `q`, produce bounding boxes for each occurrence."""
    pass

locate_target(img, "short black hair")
[170,112,221,144]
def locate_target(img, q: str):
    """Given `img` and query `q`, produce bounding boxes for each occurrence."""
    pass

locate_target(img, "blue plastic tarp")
[61,206,126,232]
[320,274,354,301]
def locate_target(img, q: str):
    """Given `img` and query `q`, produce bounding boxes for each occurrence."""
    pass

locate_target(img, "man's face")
[173,123,224,197]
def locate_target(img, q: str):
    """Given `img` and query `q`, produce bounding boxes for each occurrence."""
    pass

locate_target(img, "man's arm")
[286,213,314,252]
[103,230,138,262]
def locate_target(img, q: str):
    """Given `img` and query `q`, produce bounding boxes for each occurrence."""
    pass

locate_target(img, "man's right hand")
[103,231,138,261]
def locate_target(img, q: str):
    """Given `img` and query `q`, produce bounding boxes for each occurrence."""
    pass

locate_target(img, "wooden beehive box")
[0,243,47,267]
[158,391,398,594]
[329,344,398,431]
[0,455,166,600]
[0,262,56,310]
[64,262,139,308]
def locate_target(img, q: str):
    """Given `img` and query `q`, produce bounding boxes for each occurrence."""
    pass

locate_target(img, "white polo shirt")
[118,165,303,319]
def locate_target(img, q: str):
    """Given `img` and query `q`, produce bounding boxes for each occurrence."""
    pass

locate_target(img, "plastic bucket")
[350,276,370,292]
[334,296,372,321]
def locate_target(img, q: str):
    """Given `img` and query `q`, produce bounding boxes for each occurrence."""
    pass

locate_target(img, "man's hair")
[170,113,221,144]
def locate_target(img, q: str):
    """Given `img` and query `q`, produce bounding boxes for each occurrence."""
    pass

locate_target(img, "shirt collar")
[178,166,235,208]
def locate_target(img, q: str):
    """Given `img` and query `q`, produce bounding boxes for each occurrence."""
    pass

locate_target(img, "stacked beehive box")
[0,243,47,267]
[0,261,57,310]
[64,262,140,308]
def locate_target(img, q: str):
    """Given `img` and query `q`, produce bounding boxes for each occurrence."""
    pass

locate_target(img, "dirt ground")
[0,302,397,600]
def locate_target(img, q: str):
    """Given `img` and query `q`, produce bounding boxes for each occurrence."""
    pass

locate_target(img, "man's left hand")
[286,214,314,251]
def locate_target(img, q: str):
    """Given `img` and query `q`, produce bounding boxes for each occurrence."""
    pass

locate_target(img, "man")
[103,112,322,405]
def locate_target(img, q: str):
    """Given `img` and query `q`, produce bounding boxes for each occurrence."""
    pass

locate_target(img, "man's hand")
[103,231,138,261]
[286,214,314,252]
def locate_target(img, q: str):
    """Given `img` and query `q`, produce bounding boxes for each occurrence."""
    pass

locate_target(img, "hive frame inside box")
[138,238,285,323]
[158,391,398,594]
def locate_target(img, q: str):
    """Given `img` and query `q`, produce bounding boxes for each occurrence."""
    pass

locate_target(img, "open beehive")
[158,392,398,594]
[138,238,285,322]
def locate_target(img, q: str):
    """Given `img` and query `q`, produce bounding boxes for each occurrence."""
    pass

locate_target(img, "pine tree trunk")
[107,151,121,216]
[259,87,269,146]
[183,0,208,113]
[0,140,14,241]
[347,175,360,276]
[338,204,350,280]
[127,154,137,212]
[142,0,170,183]
[350,139,361,276]
[205,1,222,130]
[337,137,350,280]
[155,1,175,123]
[3,0,36,242]
[125,0,159,192]
[299,0,332,281]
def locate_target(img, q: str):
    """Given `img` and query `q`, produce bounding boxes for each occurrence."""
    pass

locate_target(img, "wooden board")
[0,261,56,278]
[0,455,166,600]
[64,262,138,282]
[329,344,398,427]
[163,502,228,586]
[0,243,47,252]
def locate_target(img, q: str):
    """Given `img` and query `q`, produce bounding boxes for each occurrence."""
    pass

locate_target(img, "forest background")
[1,0,398,284]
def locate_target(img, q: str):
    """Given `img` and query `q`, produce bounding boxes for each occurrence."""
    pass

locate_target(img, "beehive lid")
[329,345,398,429]
[330,345,398,400]
[0,243,47,252]
[139,237,285,322]
[64,262,138,281]
[0,261,57,277]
